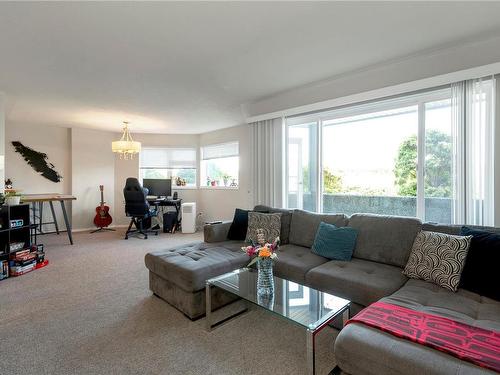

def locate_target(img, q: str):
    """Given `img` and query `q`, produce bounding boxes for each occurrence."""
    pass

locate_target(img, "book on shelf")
[9,262,36,276]
[0,260,8,280]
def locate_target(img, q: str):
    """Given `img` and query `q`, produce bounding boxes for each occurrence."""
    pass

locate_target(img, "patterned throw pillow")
[403,231,472,292]
[245,212,281,244]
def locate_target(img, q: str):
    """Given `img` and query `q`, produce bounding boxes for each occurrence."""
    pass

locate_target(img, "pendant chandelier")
[112,121,141,159]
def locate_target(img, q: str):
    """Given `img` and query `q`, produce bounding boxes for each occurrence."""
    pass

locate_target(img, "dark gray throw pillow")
[245,212,281,244]
[227,208,249,240]
[460,226,500,301]
[403,230,472,292]
[227,208,270,241]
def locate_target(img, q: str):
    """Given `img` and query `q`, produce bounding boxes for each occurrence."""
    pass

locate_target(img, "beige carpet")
[0,230,338,375]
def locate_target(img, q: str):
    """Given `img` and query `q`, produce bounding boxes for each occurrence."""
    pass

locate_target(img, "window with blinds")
[201,142,239,160]
[139,147,197,187]
[200,142,239,188]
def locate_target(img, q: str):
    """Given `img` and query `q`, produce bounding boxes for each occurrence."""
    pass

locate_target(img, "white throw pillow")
[245,212,281,244]
[403,230,472,292]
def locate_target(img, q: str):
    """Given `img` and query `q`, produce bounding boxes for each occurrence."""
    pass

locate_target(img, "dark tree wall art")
[11,141,62,183]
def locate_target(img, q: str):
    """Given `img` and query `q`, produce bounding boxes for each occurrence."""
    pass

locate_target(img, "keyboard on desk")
[147,196,166,201]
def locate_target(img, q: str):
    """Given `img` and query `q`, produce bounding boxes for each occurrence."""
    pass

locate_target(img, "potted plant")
[4,192,22,206]
[222,174,230,186]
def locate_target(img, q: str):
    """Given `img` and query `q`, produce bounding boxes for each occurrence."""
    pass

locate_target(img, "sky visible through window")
[289,99,451,198]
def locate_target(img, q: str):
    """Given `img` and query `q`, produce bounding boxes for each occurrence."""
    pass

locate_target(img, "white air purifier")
[181,202,196,233]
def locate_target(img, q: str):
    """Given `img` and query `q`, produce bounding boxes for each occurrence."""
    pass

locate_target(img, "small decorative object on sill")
[175,177,187,186]
[230,179,238,187]
[222,175,230,187]
[210,180,217,187]
[206,176,211,186]
[242,228,280,297]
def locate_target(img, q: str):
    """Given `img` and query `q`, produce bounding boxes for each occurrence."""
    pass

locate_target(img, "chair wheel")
[125,236,128,240]
[155,232,159,236]
[144,235,148,239]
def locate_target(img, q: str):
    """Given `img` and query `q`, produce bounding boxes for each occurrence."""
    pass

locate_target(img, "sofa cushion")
[334,278,500,375]
[311,222,357,261]
[382,279,500,331]
[144,242,248,293]
[349,213,422,267]
[403,231,472,292]
[459,226,500,301]
[273,244,329,283]
[254,205,292,244]
[335,323,493,375]
[305,258,408,307]
[423,222,500,236]
[289,209,348,248]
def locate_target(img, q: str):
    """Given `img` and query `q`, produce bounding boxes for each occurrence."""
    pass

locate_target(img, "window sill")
[199,186,239,190]
[172,186,197,190]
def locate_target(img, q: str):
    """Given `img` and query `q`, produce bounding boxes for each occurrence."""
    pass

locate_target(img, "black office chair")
[123,177,159,239]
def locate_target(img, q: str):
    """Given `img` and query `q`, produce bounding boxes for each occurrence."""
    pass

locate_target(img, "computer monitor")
[142,178,172,198]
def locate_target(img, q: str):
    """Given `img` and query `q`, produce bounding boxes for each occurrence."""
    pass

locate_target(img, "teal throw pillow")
[311,222,357,261]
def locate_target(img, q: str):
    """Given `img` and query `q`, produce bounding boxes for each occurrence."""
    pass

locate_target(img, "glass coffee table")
[206,268,350,375]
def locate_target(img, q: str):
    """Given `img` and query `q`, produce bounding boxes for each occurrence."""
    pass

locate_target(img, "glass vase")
[257,257,274,296]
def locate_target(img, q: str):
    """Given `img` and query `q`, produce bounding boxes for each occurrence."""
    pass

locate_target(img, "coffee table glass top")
[207,268,350,331]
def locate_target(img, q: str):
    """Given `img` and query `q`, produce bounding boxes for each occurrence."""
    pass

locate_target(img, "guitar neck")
[100,186,105,207]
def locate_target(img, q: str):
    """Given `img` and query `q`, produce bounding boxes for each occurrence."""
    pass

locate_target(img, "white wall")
[71,128,116,230]
[5,123,72,230]
[199,124,252,222]
[4,122,252,230]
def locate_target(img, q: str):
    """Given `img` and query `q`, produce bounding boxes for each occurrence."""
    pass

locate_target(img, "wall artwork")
[11,141,62,183]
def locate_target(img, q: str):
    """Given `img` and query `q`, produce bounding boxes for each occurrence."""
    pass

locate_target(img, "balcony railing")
[287,193,452,224]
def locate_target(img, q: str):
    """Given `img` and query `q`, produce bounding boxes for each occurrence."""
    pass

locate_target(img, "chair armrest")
[204,221,232,243]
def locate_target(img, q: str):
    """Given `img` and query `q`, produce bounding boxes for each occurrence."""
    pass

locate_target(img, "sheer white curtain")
[452,77,496,226]
[251,118,284,207]
[451,82,465,224]
[465,78,495,226]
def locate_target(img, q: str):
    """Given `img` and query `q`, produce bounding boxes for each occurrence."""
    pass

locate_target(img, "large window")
[286,79,495,225]
[140,147,197,187]
[200,142,239,188]
[322,104,420,218]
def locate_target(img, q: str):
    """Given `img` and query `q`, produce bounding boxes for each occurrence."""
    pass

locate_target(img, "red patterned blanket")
[346,301,500,373]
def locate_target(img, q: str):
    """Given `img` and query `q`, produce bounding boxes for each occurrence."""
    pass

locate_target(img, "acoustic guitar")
[93,185,112,228]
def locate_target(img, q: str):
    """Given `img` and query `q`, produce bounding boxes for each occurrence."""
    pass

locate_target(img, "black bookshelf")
[0,204,32,259]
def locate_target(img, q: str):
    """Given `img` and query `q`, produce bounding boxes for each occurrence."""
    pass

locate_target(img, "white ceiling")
[1,2,500,134]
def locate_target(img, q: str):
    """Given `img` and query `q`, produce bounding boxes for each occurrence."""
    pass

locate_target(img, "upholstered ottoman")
[144,241,248,319]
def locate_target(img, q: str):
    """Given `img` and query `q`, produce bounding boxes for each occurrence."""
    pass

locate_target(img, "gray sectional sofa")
[144,205,500,375]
